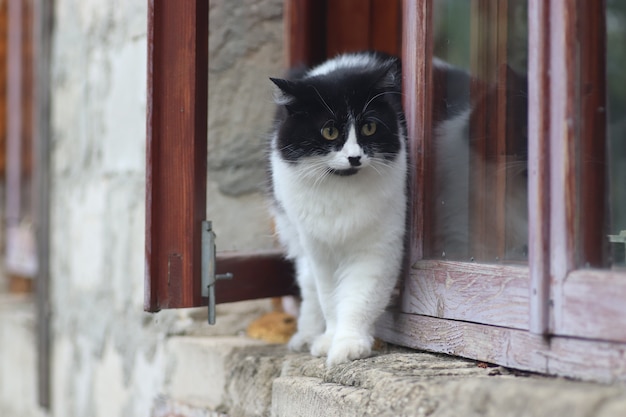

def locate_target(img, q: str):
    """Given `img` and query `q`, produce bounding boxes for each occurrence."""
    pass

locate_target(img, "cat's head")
[270,53,405,178]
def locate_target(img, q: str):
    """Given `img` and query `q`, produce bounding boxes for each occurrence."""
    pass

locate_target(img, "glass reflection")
[429,0,528,263]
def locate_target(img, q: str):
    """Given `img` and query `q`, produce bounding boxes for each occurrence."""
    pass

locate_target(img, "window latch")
[201,221,233,324]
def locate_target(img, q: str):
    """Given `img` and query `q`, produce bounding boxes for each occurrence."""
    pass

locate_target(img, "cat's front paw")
[310,332,334,357]
[326,335,373,367]
[288,331,318,352]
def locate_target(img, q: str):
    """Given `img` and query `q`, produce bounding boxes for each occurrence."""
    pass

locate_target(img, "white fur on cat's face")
[307,123,375,177]
[330,124,365,169]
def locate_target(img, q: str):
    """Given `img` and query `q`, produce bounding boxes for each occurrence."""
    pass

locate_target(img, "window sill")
[159,334,626,417]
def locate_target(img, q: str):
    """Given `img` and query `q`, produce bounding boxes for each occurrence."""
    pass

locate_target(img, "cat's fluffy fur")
[268,52,407,366]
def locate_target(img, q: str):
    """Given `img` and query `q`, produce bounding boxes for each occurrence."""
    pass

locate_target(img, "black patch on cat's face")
[271,54,405,165]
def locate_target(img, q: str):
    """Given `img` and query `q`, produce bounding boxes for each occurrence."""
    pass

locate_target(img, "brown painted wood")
[284,0,326,67]
[377,311,626,383]
[403,261,529,330]
[578,0,607,267]
[285,0,401,68]
[215,251,297,304]
[371,0,401,57]
[326,0,371,56]
[145,0,208,311]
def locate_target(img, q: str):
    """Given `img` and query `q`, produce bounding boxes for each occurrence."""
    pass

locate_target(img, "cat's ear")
[270,77,298,105]
[270,77,302,115]
[375,58,402,91]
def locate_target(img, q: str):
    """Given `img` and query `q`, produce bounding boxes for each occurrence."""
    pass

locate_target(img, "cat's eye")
[361,121,377,136]
[321,126,339,140]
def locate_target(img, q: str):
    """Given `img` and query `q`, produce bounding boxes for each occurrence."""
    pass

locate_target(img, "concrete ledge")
[0,295,47,417]
[162,337,626,417]
[165,336,268,410]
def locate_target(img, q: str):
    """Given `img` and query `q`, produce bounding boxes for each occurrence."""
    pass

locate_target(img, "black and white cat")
[268,52,407,366]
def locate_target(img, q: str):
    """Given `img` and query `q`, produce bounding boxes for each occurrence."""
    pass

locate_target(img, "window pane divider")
[401,0,432,264]
[547,0,578,333]
[527,0,551,335]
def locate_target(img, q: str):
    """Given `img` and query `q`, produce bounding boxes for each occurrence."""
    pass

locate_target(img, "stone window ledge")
[160,335,626,417]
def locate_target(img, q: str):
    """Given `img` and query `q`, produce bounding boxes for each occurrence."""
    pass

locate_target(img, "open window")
[144,0,296,312]
[144,0,400,312]
[145,0,626,382]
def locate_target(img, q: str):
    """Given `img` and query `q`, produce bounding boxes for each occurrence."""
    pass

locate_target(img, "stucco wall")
[45,0,284,416]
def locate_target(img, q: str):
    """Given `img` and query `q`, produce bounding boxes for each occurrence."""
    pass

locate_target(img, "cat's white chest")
[271,151,405,246]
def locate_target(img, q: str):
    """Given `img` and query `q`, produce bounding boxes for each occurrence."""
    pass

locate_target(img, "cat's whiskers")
[295,159,331,188]
[309,163,329,188]
[309,85,336,117]
[368,162,385,177]
[362,91,402,114]
[369,158,396,176]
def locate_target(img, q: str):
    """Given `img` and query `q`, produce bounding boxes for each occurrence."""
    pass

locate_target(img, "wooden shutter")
[144,0,401,312]
[145,0,210,310]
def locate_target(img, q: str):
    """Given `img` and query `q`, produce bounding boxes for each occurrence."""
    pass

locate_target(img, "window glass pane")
[607,0,626,267]
[428,0,528,263]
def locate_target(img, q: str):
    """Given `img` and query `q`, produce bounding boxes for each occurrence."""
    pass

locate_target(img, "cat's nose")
[348,156,362,167]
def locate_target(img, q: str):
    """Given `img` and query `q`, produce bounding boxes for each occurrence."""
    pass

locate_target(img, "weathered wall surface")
[40,0,283,416]
[0,297,47,417]
[207,0,283,251]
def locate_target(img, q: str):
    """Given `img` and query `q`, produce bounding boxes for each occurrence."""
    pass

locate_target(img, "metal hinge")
[201,221,233,324]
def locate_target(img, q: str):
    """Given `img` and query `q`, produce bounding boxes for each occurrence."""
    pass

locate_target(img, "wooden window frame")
[377,0,626,383]
[145,0,626,382]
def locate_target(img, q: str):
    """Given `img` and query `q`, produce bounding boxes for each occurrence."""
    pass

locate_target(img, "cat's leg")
[309,262,338,357]
[287,256,325,351]
[326,257,399,366]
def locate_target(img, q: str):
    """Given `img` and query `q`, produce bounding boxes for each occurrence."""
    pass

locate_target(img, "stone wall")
[207,0,283,251]
[42,0,283,416]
